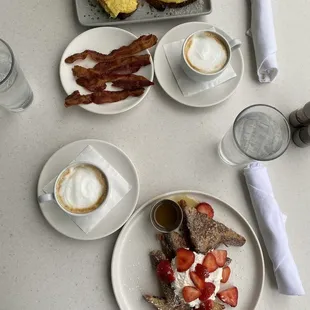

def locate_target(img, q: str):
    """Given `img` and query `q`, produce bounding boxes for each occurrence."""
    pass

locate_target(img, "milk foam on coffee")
[56,164,108,214]
[185,32,228,74]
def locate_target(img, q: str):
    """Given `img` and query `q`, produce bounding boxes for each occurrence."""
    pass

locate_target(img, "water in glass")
[0,42,33,112]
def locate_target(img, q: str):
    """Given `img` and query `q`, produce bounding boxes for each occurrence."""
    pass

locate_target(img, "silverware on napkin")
[244,162,304,296]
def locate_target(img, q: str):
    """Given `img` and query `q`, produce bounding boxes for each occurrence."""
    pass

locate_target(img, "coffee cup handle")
[229,39,242,51]
[38,193,56,203]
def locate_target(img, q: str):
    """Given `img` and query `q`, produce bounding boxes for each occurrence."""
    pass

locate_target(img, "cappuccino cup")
[38,162,109,216]
[181,30,241,82]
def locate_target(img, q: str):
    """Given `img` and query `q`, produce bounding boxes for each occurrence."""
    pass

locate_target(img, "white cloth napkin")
[249,0,278,83]
[244,162,305,296]
[163,31,237,97]
[43,145,132,234]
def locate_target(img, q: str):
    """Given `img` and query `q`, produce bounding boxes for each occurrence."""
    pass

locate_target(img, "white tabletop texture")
[0,0,309,309]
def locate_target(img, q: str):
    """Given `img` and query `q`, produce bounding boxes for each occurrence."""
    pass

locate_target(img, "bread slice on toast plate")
[112,190,265,310]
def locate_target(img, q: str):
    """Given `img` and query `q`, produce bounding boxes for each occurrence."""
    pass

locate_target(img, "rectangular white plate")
[75,0,212,26]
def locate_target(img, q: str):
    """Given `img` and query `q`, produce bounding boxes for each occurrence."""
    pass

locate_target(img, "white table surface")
[0,0,309,309]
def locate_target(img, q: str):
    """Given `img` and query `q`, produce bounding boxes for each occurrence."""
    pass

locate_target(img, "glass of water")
[218,104,291,165]
[0,39,33,112]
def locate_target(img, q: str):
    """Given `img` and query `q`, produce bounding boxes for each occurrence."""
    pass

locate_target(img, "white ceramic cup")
[181,30,241,82]
[38,161,110,217]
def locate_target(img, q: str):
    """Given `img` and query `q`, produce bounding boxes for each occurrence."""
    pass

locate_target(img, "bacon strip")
[92,89,144,104]
[72,56,150,78]
[112,79,154,90]
[72,66,100,79]
[94,55,150,72]
[65,34,158,64]
[76,77,107,92]
[65,89,145,107]
[76,74,153,92]
[64,91,92,107]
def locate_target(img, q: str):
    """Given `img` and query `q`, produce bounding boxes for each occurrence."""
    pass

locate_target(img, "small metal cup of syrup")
[150,199,183,233]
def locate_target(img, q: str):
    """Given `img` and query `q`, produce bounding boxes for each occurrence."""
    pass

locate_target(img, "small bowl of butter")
[150,199,183,233]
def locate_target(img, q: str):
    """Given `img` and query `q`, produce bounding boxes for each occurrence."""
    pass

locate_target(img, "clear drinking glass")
[218,104,291,165]
[0,39,33,112]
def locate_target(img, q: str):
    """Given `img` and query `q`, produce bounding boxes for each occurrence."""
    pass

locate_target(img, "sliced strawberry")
[176,248,195,272]
[221,266,231,283]
[195,263,210,279]
[190,271,206,291]
[199,282,216,302]
[182,286,201,303]
[217,286,238,307]
[198,300,214,310]
[156,260,175,284]
[212,250,227,267]
[203,253,218,272]
[196,203,214,218]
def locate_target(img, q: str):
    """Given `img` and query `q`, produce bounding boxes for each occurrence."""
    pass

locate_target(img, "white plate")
[154,22,244,107]
[60,27,154,115]
[112,190,264,309]
[37,139,139,240]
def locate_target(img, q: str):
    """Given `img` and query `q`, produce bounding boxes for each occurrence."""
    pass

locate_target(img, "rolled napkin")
[43,145,132,234]
[249,0,278,83]
[163,27,237,97]
[244,162,304,295]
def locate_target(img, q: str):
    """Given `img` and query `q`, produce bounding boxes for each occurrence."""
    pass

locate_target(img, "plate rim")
[74,0,212,27]
[111,189,265,309]
[154,22,245,108]
[59,27,154,115]
[36,138,140,240]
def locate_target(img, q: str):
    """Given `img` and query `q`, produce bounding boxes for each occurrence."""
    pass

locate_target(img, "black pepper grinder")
[292,125,310,148]
[289,102,310,127]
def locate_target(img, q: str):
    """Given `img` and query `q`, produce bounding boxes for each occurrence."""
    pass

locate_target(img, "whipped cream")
[56,164,107,212]
[171,251,222,309]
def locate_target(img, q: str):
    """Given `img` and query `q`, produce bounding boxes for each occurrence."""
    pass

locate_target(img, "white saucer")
[60,27,154,115]
[37,139,139,240]
[154,22,244,107]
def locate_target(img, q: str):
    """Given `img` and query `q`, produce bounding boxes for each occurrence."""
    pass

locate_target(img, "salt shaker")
[292,125,310,148]
[289,102,310,127]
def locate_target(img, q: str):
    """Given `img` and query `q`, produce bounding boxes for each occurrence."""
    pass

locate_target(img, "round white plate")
[37,139,139,240]
[112,190,264,310]
[60,27,154,115]
[154,22,244,107]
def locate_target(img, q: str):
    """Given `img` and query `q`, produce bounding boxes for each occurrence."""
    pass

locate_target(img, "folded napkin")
[43,145,132,234]
[244,162,304,296]
[163,29,237,97]
[249,0,278,83]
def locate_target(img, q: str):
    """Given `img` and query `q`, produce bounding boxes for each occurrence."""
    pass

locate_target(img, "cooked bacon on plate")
[72,66,100,79]
[76,74,154,92]
[65,89,145,107]
[65,34,157,64]
[72,55,151,79]
[94,55,151,73]
[76,77,108,92]
[112,79,154,90]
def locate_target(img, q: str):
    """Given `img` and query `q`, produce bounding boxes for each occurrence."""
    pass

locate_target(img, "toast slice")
[146,250,188,309]
[146,0,197,11]
[144,295,191,310]
[183,206,246,253]
[157,232,187,259]
[98,0,138,19]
